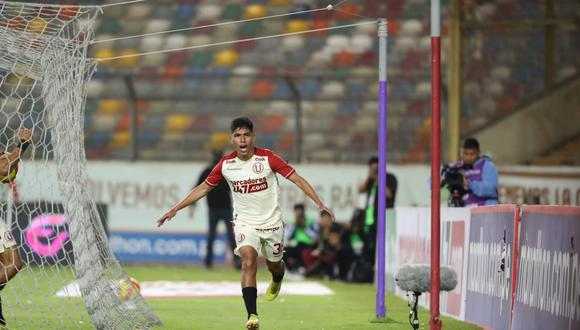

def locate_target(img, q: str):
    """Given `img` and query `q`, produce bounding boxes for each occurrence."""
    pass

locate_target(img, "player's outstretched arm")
[0,128,32,175]
[287,172,335,221]
[157,182,214,227]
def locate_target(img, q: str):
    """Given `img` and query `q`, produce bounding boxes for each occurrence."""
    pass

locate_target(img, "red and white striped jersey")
[204,147,295,228]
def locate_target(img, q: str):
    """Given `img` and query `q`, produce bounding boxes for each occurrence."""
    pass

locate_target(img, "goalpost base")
[369,316,397,324]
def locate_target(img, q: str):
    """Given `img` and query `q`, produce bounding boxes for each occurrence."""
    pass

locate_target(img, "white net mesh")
[0,1,160,328]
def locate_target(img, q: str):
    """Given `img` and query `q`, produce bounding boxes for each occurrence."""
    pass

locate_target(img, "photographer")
[358,156,397,269]
[443,138,498,207]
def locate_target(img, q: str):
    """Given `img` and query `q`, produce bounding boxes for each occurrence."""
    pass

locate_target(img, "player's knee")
[241,256,257,272]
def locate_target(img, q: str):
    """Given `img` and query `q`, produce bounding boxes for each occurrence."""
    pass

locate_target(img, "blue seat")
[138,131,161,149]
[176,4,196,19]
[346,82,367,97]
[259,133,278,149]
[299,79,320,98]
[89,131,111,148]
[291,4,312,19]
[338,101,359,115]
[274,81,291,98]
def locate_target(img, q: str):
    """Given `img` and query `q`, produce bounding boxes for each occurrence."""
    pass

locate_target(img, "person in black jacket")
[197,150,240,269]
[358,156,397,269]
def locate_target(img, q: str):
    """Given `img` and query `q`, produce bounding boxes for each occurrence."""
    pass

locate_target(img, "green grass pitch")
[5,265,481,329]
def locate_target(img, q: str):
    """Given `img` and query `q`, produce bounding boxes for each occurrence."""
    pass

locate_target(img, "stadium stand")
[17,0,577,163]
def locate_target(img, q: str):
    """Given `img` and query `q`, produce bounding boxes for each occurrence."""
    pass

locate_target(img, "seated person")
[284,203,318,271]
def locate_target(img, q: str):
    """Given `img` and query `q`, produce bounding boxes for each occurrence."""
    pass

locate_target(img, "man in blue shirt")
[447,138,499,207]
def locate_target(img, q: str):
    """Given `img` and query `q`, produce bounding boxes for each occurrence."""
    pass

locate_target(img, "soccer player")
[0,128,32,328]
[157,117,333,329]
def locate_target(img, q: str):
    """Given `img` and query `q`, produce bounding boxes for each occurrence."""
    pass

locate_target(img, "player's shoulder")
[254,147,278,158]
[222,151,237,161]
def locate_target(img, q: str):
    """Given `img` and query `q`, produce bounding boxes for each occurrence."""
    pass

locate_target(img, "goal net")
[0,1,160,328]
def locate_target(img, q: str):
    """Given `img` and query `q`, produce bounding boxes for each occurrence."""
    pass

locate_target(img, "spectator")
[444,137,499,207]
[303,210,342,279]
[345,209,374,283]
[284,204,317,272]
[358,156,397,268]
[196,150,240,269]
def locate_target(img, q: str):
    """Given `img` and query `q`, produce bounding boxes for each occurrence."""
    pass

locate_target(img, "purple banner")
[512,206,580,330]
[464,205,516,329]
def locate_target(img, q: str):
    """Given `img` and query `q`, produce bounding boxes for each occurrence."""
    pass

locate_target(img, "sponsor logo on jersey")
[252,162,264,174]
[225,159,236,164]
[255,157,265,162]
[255,227,280,233]
[232,177,268,194]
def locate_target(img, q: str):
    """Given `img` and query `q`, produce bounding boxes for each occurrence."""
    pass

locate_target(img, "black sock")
[0,283,5,325]
[242,287,257,318]
[272,273,284,283]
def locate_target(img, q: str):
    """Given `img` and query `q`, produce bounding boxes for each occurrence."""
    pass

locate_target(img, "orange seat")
[334,4,360,20]
[250,80,274,98]
[334,51,358,67]
[310,20,329,36]
[262,116,286,133]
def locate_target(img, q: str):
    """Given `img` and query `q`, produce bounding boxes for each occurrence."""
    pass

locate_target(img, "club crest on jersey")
[237,233,245,243]
[252,162,264,174]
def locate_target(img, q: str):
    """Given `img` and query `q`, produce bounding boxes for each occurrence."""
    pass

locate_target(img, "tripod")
[406,291,421,329]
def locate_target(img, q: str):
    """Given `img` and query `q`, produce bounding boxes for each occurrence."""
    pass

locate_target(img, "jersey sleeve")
[204,159,224,187]
[267,150,295,178]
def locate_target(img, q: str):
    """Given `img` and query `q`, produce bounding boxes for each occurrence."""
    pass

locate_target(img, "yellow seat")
[206,132,230,151]
[97,99,125,115]
[243,4,267,19]
[27,18,48,34]
[164,114,192,133]
[93,49,116,67]
[213,49,238,67]
[109,131,130,149]
[116,49,140,68]
[285,19,309,33]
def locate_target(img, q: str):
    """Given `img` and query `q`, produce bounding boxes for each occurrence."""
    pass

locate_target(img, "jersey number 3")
[273,243,283,256]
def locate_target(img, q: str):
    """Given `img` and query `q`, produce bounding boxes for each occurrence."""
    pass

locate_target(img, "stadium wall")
[389,205,580,330]
[12,162,580,265]
[389,207,471,320]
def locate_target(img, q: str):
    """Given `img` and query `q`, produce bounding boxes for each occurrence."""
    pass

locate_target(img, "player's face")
[231,127,255,160]
[461,148,479,166]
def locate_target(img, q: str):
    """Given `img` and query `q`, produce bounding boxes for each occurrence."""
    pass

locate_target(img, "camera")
[441,165,466,207]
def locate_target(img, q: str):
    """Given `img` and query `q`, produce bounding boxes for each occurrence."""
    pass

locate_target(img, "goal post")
[0,1,160,328]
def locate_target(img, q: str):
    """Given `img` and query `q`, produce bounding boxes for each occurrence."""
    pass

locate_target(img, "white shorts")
[233,222,285,262]
[0,220,16,253]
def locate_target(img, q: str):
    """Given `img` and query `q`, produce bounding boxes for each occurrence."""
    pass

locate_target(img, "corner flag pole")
[430,1,442,330]
[376,18,388,319]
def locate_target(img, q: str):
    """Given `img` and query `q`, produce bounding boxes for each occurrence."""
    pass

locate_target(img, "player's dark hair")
[463,137,480,150]
[320,210,331,218]
[368,156,379,165]
[294,203,305,211]
[231,117,254,132]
